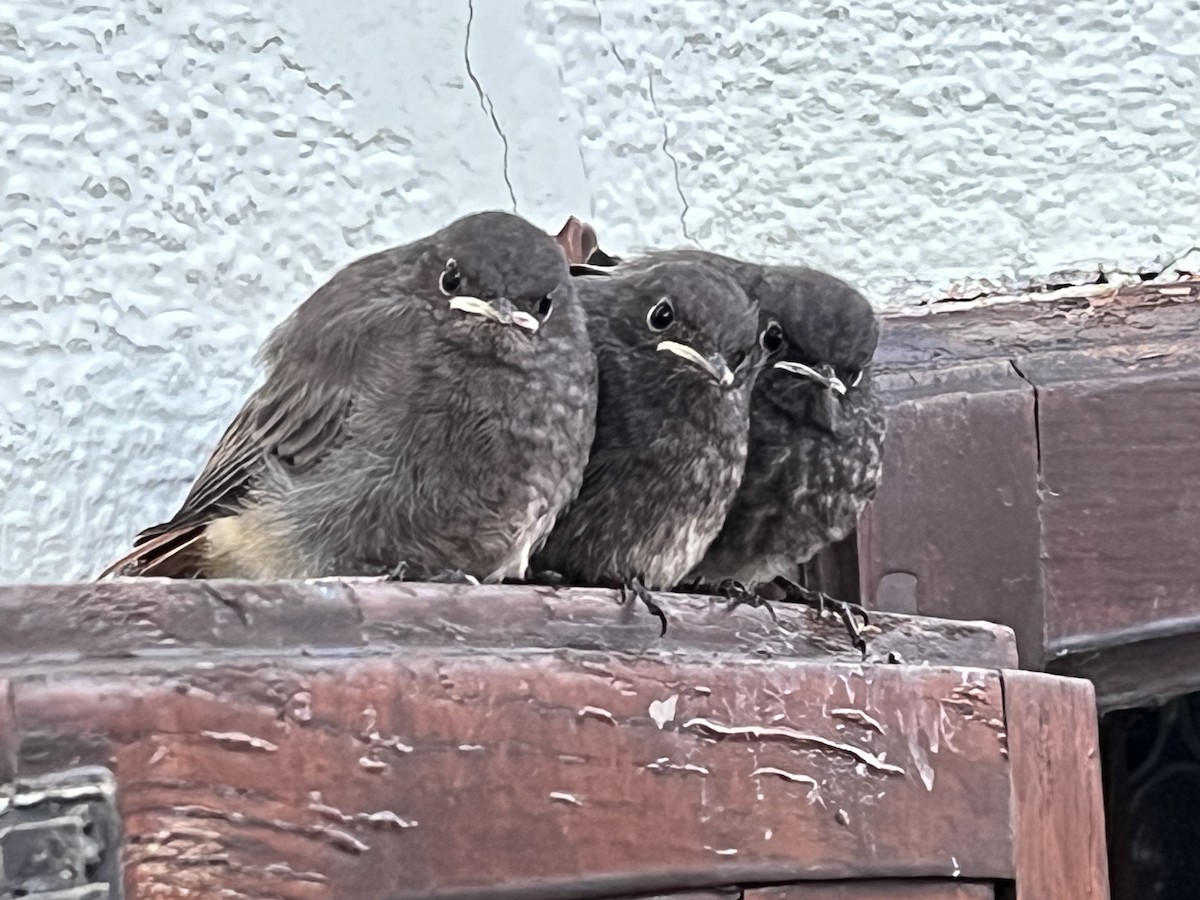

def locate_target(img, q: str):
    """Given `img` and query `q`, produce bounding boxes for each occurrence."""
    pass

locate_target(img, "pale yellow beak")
[658,340,735,387]
[449,296,540,333]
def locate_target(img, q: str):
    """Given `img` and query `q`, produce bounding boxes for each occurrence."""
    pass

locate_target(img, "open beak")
[774,360,847,395]
[658,340,735,387]
[449,296,540,333]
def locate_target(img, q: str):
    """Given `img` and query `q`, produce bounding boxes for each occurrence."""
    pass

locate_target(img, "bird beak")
[658,340,735,387]
[774,360,847,395]
[449,296,540,333]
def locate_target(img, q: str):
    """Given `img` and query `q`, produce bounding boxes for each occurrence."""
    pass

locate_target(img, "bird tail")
[94,526,207,580]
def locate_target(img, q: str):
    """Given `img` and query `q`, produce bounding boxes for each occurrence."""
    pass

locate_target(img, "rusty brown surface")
[10,658,1013,900]
[1004,670,1109,900]
[0,580,1019,671]
[852,280,1200,696]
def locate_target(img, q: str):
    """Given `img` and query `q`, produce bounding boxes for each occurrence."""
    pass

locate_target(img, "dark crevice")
[1009,358,1043,482]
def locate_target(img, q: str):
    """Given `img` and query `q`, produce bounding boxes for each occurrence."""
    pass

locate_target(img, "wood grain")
[1003,670,1109,900]
[11,659,1013,900]
[0,580,1019,671]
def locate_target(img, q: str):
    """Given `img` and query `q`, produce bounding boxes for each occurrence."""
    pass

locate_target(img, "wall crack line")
[464,0,517,212]
[648,69,698,247]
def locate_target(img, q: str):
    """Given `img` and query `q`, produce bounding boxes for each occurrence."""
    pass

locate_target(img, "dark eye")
[647,298,674,331]
[537,295,554,318]
[439,258,462,296]
[848,369,863,388]
[760,321,784,354]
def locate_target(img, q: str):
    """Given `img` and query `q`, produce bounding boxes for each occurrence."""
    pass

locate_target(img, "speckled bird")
[532,259,773,629]
[581,244,885,644]
[100,211,598,583]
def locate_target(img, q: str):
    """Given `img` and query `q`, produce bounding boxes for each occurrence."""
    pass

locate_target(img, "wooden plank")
[858,379,1043,666]
[1003,670,1108,900]
[10,660,1014,900]
[0,581,1019,671]
[751,888,992,899]
[1027,366,1200,646]
[1047,619,1200,712]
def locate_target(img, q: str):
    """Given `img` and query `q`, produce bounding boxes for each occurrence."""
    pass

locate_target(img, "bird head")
[431,211,572,336]
[751,266,880,433]
[605,261,761,392]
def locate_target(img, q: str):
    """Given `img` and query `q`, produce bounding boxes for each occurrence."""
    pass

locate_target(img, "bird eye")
[439,259,462,296]
[848,369,864,388]
[537,295,554,319]
[760,321,785,354]
[647,298,674,332]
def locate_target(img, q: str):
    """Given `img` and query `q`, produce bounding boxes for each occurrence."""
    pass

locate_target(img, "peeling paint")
[683,717,905,776]
[577,705,617,725]
[549,791,582,806]
[200,731,279,753]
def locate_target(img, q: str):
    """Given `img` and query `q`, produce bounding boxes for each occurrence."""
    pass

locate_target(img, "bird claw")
[384,561,409,582]
[716,579,779,624]
[620,577,669,637]
[428,569,481,585]
[772,575,869,657]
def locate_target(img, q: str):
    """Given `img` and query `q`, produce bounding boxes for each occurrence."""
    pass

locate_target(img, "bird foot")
[619,577,668,637]
[772,575,869,657]
[716,579,779,624]
[384,561,409,582]
[428,569,481,585]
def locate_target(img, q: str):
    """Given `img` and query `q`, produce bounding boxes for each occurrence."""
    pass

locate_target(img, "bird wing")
[96,369,353,579]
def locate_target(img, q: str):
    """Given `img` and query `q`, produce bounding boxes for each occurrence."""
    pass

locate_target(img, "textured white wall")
[2,0,1198,581]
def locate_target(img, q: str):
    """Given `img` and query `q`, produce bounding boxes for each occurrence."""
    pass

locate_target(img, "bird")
[531,258,773,633]
[99,210,599,583]
[579,242,885,652]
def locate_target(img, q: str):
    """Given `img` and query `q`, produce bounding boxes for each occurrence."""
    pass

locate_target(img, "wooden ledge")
[0,580,1016,671]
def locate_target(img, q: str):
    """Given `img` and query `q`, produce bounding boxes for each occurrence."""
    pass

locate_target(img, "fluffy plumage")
[101,211,598,582]
[533,260,765,591]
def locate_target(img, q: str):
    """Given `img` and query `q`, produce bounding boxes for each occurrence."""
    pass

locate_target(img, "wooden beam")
[12,660,1015,899]
[1003,671,1109,900]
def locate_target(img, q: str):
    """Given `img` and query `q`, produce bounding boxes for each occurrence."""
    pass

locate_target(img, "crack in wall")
[647,69,698,247]
[588,0,627,68]
[464,0,517,212]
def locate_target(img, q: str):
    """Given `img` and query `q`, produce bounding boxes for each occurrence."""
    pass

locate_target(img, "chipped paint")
[200,731,279,753]
[683,717,906,776]
[577,705,618,725]
[648,693,678,729]
[830,708,886,735]
[549,791,582,806]
[646,757,710,777]
[750,766,819,790]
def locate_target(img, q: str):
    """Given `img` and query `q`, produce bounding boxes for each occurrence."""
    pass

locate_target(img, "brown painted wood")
[858,279,1200,695]
[0,580,1019,670]
[10,659,1014,900]
[858,377,1043,667]
[1004,670,1109,900]
[745,881,994,898]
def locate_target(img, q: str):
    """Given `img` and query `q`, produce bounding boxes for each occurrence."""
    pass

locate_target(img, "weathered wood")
[1003,671,1109,900]
[856,280,1200,698]
[11,659,1014,900]
[857,380,1042,666]
[1047,619,1200,713]
[745,881,994,898]
[0,581,1019,670]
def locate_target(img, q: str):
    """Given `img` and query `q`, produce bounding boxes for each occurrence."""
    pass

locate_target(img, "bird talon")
[621,577,669,637]
[772,575,870,654]
[717,579,779,624]
[384,561,409,582]
[428,569,481,585]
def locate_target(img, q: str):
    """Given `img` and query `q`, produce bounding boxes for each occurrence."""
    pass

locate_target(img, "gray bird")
[581,244,884,650]
[531,260,770,631]
[100,211,598,583]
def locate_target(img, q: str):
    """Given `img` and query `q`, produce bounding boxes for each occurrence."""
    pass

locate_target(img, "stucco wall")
[2,0,1197,582]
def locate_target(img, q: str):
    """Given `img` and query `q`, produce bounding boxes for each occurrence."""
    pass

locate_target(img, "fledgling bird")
[583,244,885,650]
[100,211,598,583]
[531,260,775,632]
